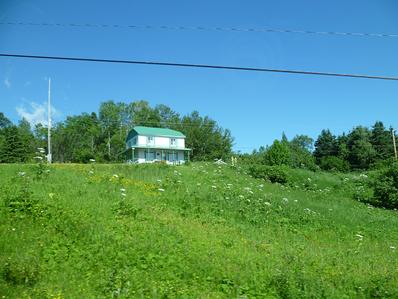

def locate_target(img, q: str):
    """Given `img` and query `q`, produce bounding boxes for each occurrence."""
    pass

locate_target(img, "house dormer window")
[170,138,176,146]
[147,136,154,145]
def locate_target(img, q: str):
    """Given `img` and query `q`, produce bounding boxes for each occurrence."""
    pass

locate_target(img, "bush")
[319,156,350,172]
[371,163,398,209]
[264,140,291,166]
[248,165,289,184]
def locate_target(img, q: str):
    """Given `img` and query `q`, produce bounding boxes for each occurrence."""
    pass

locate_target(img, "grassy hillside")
[1,163,397,298]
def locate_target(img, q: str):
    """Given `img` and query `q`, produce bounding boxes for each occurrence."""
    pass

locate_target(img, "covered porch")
[125,146,191,164]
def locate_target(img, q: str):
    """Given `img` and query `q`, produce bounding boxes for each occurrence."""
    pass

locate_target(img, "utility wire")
[1,21,397,38]
[1,53,397,81]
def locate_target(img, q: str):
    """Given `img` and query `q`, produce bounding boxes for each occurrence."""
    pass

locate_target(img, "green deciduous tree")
[346,126,376,169]
[264,140,291,166]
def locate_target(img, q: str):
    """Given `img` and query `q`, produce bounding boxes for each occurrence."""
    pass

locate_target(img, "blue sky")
[1,0,398,152]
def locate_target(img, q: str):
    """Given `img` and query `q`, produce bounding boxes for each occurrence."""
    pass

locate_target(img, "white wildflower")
[390,246,396,250]
[239,195,244,199]
[34,156,43,160]
[18,172,26,176]
[282,197,289,203]
[294,199,298,203]
[264,202,271,206]
[258,184,264,188]
[355,234,364,241]
[211,185,217,189]
[89,159,96,162]
[89,170,94,175]
[121,193,126,197]
[120,188,126,192]
[112,174,119,178]
[158,188,165,192]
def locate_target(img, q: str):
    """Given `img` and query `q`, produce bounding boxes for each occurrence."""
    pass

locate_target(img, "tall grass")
[0,163,397,298]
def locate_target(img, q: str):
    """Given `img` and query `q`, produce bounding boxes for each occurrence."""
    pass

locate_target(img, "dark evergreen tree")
[17,118,35,161]
[0,126,26,163]
[370,121,394,161]
[314,129,338,163]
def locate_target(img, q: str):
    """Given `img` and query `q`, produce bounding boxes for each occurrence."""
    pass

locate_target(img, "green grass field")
[1,163,397,298]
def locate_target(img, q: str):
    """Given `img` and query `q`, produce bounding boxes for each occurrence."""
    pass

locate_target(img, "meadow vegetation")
[1,162,398,298]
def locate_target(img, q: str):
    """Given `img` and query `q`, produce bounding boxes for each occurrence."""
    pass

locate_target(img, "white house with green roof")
[125,126,191,164]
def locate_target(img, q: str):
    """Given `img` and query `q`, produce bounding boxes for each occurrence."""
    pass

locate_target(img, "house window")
[147,136,154,145]
[145,150,155,161]
[170,138,176,146]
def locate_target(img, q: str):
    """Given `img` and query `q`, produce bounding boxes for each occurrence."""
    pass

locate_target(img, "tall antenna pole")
[392,128,397,161]
[47,78,52,164]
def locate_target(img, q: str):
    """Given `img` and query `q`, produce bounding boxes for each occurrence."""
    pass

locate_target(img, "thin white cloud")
[4,78,11,88]
[16,102,61,126]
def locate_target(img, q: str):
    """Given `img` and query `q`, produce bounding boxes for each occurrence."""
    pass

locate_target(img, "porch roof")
[130,146,191,151]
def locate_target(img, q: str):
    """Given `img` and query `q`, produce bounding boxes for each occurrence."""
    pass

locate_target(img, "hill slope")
[1,163,397,298]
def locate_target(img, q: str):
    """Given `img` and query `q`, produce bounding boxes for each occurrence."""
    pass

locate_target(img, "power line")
[1,53,398,81]
[1,21,397,39]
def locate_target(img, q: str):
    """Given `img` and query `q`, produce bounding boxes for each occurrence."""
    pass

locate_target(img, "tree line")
[0,100,233,163]
[241,121,396,171]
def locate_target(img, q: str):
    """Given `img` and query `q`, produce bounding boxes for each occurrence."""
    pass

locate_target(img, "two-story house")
[125,126,191,164]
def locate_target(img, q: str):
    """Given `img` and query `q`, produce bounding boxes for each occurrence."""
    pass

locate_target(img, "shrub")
[248,165,289,184]
[264,140,291,166]
[319,156,350,172]
[371,163,398,209]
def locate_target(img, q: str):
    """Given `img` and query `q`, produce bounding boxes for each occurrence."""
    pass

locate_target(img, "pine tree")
[314,129,338,163]
[0,126,26,163]
[370,121,393,161]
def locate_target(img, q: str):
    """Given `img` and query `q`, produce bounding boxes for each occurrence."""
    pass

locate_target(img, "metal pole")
[47,78,52,164]
[392,129,397,160]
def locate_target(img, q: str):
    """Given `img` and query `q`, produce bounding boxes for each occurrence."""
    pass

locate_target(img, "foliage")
[346,126,376,170]
[370,121,394,162]
[264,140,291,166]
[247,164,289,184]
[319,156,350,172]
[314,129,338,163]
[371,162,398,209]
[289,135,317,170]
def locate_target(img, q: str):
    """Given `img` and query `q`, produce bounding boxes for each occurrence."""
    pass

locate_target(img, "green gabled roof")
[127,126,186,140]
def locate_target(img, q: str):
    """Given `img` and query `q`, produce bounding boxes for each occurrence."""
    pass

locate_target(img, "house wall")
[134,135,185,148]
[137,135,147,146]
